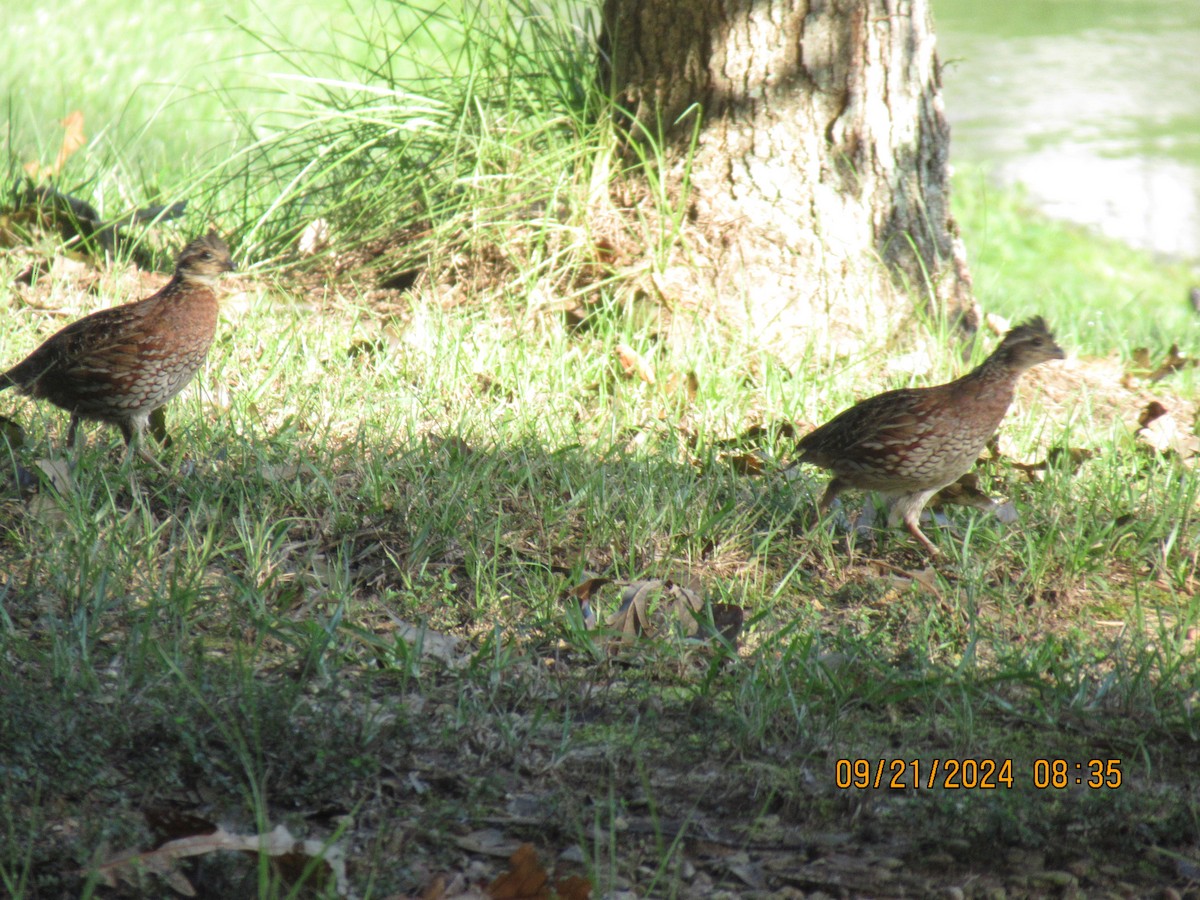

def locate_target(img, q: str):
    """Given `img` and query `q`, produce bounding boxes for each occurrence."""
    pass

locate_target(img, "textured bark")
[599,0,977,361]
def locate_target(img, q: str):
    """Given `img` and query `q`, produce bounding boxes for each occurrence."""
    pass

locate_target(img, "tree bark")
[598,0,977,362]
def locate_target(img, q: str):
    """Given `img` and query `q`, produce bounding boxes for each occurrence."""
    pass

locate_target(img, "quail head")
[0,230,235,465]
[794,317,1065,555]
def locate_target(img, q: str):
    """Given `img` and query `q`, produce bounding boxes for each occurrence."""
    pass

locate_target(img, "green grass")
[3,1,351,210]
[953,163,1200,357]
[3,1,1200,897]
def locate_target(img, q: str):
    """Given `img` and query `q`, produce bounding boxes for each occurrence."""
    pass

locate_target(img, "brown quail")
[795,317,1065,555]
[0,230,235,465]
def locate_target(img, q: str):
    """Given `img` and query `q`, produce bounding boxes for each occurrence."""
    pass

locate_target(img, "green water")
[933,0,1200,260]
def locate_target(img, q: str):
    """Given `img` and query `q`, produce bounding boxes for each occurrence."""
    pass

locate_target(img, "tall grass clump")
[197,0,608,276]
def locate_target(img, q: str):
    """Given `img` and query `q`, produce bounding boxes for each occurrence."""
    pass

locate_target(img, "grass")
[4,0,348,220]
[3,1,1200,897]
[953,163,1200,357]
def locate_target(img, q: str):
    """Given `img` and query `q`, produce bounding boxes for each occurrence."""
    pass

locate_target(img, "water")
[933,0,1200,260]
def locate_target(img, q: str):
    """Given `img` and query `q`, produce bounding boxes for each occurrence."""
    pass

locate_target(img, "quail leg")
[118,417,169,474]
[817,477,847,513]
[888,489,942,556]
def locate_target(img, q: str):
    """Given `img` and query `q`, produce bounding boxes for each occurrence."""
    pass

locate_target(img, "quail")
[0,230,235,465]
[794,317,1065,554]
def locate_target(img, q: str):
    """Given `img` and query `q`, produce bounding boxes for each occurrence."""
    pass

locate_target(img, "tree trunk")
[598,0,977,363]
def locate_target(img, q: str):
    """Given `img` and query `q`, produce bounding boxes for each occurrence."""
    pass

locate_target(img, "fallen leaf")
[1139,400,1170,429]
[607,579,703,639]
[142,806,219,844]
[298,217,331,255]
[1157,346,1189,381]
[614,343,655,384]
[873,562,943,602]
[568,576,610,629]
[25,458,73,523]
[553,876,592,900]
[34,457,73,494]
[568,576,612,602]
[24,110,86,179]
[712,422,799,449]
[1128,344,1197,383]
[724,450,767,475]
[88,824,348,898]
[260,462,303,481]
[1010,446,1098,481]
[489,843,549,899]
[1136,401,1200,461]
[487,843,590,900]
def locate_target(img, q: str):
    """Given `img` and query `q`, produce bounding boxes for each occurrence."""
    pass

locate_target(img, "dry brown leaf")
[1130,347,1153,374]
[608,580,660,637]
[486,844,590,900]
[454,829,522,858]
[260,462,303,481]
[88,824,348,897]
[873,562,943,602]
[55,111,87,174]
[614,342,655,384]
[595,579,743,645]
[568,577,612,601]
[553,876,592,900]
[606,579,707,640]
[1010,446,1098,481]
[25,458,73,524]
[724,450,767,475]
[1151,348,1173,378]
[1140,415,1196,458]
[34,458,73,494]
[24,110,87,179]
[713,421,799,449]
[568,576,611,630]
[421,873,450,899]
[142,806,219,844]
[1139,400,1170,429]
[1128,344,1197,383]
[488,843,550,899]
[1136,401,1200,461]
